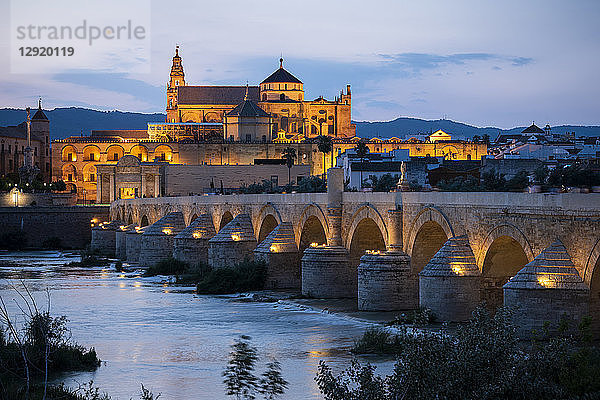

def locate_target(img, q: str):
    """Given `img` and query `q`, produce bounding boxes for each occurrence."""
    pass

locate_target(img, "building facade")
[0,101,51,181]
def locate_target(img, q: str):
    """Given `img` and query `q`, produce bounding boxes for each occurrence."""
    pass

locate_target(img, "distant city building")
[0,100,51,181]
[50,47,487,203]
[166,47,355,139]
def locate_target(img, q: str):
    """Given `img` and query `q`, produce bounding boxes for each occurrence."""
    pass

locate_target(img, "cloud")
[377,52,534,74]
[511,57,534,66]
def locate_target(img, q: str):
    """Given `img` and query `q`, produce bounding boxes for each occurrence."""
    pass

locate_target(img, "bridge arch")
[297,203,329,253]
[406,207,454,273]
[218,211,234,231]
[478,224,533,311]
[140,215,149,227]
[344,204,389,250]
[255,203,282,243]
[347,216,386,272]
[583,239,600,338]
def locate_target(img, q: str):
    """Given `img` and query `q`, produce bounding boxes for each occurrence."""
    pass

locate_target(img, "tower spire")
[175,45,179,57]
[38,97,42,110]
[244,82,249,101]
[280,57,283,69]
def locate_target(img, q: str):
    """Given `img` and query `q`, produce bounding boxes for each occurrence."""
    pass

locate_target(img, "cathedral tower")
[166,46,185,122]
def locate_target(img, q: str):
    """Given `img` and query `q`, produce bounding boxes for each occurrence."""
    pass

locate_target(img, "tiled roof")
[177,86,260,105]
[226,99,270,118]
[32,108,48,121]
[175,214,216,240]
[504,240,588,290]
[261,66,302,84]
[419,236,481,277]
[0,123,27,139]
[522,123,545,134]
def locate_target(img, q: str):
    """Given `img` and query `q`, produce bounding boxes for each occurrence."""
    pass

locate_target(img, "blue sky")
[1,0,599,128]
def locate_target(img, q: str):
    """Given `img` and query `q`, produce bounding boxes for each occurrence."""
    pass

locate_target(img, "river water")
[0,251,394,399]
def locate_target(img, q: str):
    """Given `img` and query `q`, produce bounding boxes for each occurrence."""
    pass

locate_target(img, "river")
[0,251,394,399]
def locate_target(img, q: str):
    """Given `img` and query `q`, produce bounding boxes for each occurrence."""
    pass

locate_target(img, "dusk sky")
[1,0,599,128]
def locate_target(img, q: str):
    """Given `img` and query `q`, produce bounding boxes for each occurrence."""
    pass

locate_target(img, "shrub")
[197,260,267,294]
[385,307,436,327]
[144,257,189,277]
[352,327,404,355]
[317,306,600,400]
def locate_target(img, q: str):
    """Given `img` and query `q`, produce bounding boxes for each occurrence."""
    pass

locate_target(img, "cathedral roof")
[522,123,545,134]
[226,98,270,118]
[261,59,302,84]
[32,108,48,121]
[32,99,48,121]
[0,123,27,139]
[177,86,259,105]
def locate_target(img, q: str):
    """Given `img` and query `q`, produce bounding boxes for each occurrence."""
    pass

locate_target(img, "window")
[262,135,266,143]
[113,153,119,161]
[175,80,179,86]
[280,94,285,101]
[67,153,73,161]
[271,175,279,186]
[246,134,252,143]
[67,173,73,181]
[90,173,96,182]
[262,93,267,101]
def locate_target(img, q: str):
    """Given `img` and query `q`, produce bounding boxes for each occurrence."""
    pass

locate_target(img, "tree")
[354,142,369,190]
[316,135,334,178]
[223,335,258,400]
[482,134,491,145]
[281,147,297,186]
[258,361,288,400]
[223,335,288,400]
[472,135,481,143]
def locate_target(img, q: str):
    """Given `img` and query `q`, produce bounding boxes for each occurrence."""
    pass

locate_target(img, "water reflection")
[0,251,394,399]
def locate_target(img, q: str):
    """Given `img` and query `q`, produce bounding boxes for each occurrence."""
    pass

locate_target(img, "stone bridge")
[108,169,600,336]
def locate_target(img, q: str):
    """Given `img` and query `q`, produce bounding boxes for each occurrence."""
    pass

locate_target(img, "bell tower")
[166,45,185,122]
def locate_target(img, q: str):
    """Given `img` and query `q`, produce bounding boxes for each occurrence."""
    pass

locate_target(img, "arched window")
[262,93,267,101]
[280,93,285,101]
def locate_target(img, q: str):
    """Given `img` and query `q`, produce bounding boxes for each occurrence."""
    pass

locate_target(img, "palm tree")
[316,135,333,179]
[282,147,297,186]
[354,141,369,190]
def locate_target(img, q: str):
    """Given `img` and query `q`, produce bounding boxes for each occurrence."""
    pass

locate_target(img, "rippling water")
[0,251,394,400]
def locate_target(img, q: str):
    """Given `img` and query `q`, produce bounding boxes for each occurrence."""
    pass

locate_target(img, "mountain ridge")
[1,107,599,141]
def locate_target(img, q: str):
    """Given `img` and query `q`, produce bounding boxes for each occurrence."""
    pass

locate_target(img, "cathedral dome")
[261,58,302,84]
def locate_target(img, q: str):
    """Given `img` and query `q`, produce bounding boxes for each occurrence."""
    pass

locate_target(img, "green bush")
[317,306,600,400]
[385,307,436,327]
[352,327,404,355]
[144,257,189,277]
[197,260,267,294]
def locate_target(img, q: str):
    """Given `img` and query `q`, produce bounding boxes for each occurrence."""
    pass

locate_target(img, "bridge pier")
[125,226,145,263]
[302,245,352,298]
[357,208,418,311]
[173,214,216,266]
[504,241,589,339]
[419,236,481,322]
[254,222,301,289]
[91,220,124,257]
[138,212,186,267]
[115,224,136,260]
[208,213,257,269]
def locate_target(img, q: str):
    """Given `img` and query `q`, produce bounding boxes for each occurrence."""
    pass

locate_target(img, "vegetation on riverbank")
[66,247,112,268]
[144,257,268,294]
[196,260,267,294]
[0,289,101,399]
[318,306,600,399]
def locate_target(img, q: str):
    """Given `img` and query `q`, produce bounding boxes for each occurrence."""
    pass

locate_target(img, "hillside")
[1,107,599,141]
[0,107,165,141]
